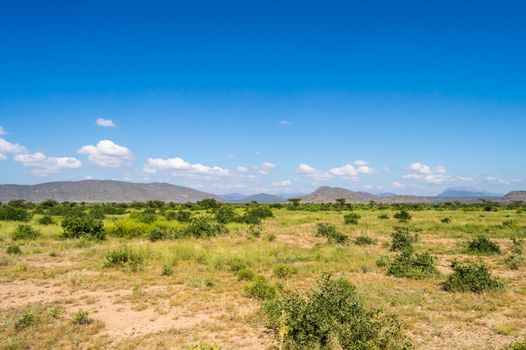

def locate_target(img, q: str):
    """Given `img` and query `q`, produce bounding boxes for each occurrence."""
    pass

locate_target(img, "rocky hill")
[0,180,219,203]
[300,186,377,203]
[504,191,526,202]
[438,187,500,198]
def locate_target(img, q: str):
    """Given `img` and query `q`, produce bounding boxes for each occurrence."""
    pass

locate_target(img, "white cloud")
[297,161,376,181]
[279,120,292,126]
[0,126,6,135]
[14,152,82,176]
[0,137,27,156]
[273,180,292,187]
[144,156,231,178]
[261,162,276,170]
[236,166,248,173]
[392,181,406,189]
[403,162,472,185]
[0,154,6,160]
[409,162,432,174]
[96,118,116,127]
[77,140,134,167]
[485,176,511,185]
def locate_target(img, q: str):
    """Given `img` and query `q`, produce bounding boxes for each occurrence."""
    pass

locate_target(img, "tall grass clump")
[263,275,412,350]
[343,212,361,225]
[505,237,524,270]
[394,210,412,222]
[11,224,41,240]
[104,246,145,272]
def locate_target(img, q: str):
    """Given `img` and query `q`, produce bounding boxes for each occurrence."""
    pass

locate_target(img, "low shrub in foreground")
[11,224,40,240]
[443,260,503,293]
[72,310,92,325]
[390,228,418,251]
[15,310,38,331]
[62,215,105,240]
[466,235,501,254]
[343,212,361,225]
[263,275,412,350]
[505,338,526,350]
[316,223,348,244]
[387,249,438,279]
[104,246,144,272]
[353,235,377,246]
[505,237,524,270]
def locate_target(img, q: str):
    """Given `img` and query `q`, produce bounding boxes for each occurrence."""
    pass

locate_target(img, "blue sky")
[1,0,525,195]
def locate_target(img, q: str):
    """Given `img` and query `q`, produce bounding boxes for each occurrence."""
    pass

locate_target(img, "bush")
[104,247,144,272]
[443,260,503,293]
[11,224,40,240]
[130,209,157,224]
[72,310,92,325]
[353,235,377,246]
[343,212,361,225]
[62,215,105,240]
[394,210,412,222]
[185,217,227,238]
[247,206,273,219]
[263,275,412,350]
[390,228,418,251]
[0,206,32,221]
[236,268,256,281]
[244,276,277,300]
[15,310,38,331]
[6,245,22,255]
[214,206,237,224]
[378,213,390,219]
[247,224,263,238]
[148,228,172,241]
[466,235,501,254]
[316,223,348,244]
[387,250,438,279]
[441,217,451,224]
[37,215,54,225]
[505,338,526,350]
[105,219,151,238]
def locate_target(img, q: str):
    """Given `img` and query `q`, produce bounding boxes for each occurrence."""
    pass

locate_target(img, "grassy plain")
[1,206,526,349]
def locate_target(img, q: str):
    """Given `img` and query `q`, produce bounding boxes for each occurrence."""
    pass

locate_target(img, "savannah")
[1,199,525,349]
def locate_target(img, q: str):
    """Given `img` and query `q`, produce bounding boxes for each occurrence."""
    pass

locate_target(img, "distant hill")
[219,193,247,201]
[300,186,376,203]
[0,180,219,203]
[438,187,500,198]
[504,191,526,202]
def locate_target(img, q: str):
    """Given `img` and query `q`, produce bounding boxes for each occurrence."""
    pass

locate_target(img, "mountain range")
[0,180,524,203]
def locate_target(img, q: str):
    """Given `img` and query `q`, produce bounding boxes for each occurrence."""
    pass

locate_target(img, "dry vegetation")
[1,199,526,349]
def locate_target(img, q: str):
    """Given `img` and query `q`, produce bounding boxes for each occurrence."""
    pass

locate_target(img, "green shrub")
[104,247,144,272]
[11,224,40,240]
[185,217,227,238]
[72,310,92,325]
[505,338,526,350]
[316,223,348,244]
[247,224,263,238]
[443,260,503,293]
[378,213,390,219]
[343,212,361,225]
[466,235,501,254]
[394,210,412,222]
[214,206,238,224]
[390,228,418,251]
[0,206,32,221]
[148,228,175,241]
[105,220,151,238]
[130,209,157,224]
[376,256,391,268]
[244,276,277,300]
[441,217,451,224]
[37,215,54,225]
[62,215,105,240]
[273,264,298,279]
[247,206,273,219]
[6,245,22,255]
[387,250,438,279]
[15,311,38,331]
[353,235,377,246]
[236,268,256,281]
[263,275,412,350]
